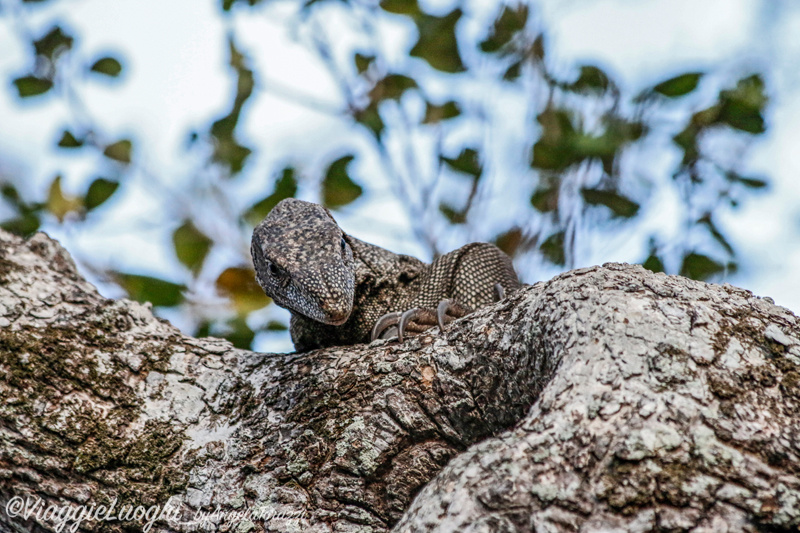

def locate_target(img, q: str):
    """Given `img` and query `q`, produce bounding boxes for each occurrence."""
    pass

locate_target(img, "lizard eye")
[266,260,281,277]
[340,236,347,255]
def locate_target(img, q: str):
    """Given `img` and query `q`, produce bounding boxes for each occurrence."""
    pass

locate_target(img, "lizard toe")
[493,283,505,302]
[398,308,419,343]
[399,307,450,342]
[371,311,402,341]
[436,299,471,331]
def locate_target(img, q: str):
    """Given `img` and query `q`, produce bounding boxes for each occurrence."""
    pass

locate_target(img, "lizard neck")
[346,235,404,281]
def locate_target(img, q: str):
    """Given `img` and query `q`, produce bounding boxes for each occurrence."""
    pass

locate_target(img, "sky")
[1,0,799,351]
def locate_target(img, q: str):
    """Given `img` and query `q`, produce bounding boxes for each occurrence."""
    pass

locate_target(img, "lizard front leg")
[371,283,506,342]
[371,300,471,342]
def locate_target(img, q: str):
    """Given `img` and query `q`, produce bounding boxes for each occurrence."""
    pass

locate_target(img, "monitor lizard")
[251,198,520,351]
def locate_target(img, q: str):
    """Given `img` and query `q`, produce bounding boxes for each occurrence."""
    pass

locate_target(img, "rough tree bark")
[0,229,798,533]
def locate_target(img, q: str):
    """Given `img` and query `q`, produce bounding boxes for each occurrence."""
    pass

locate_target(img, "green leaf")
[210,38,255,175]
[354,102,385,139]
[571,132,622,170]
[718,74,767,134]
[530,185,559,213]
[494,227,523,256]
[1,212,41,237]
[173,221,212,273]
[33,26,73,61]
[1,184,21,204]
[221,0,263,11]
[354,53,375,74]
[217,267,270,313]
[479,4,528,53]
[531,33,546,61]
[266,320,288,332]
[581,188,640,218]
[85,178,119,210]
[531,141,570,171]
[570,65,611,93]
[195,321,212,338]
[90,56,123,77]
[117,274,185,307]
[531,107,641,173]
[530,108,576,171]
[540,231,565,266]
[672,123,699,163]
[13,76,53,98]
[423,100,461,124]
[653,72,703,98]
[57,130,83,148]
[379,0,420,16]
[103,139,132,163]
[322,155,363,208]
[503,60,522,81]
[47,175,82,222]
[679,252,724,281]
[726,171,767,189]
[439,202,467,224]
[642,253,665,274]
[441,147,481,179]
[410,9,465,73]
[221,316,255,349]
[245,167,298,226]
[369,74,417,102]
[213,139,252,175]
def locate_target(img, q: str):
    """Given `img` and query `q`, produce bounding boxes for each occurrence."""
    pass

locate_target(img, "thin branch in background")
[358,10,441,255]
[303,10,440,256]
[256,75,344,116]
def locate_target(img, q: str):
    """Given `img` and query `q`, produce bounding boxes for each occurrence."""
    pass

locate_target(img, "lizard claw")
[436,299,453,331]
[396,307,439,342]
[398,308,419,343]
[435,299,470,332]
[372,300,472,344]
[371,311,402,341]
[493,283,505,302]
[400,300,470,342]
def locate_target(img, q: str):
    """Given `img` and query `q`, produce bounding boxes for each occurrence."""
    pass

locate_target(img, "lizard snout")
[320,300,351,325]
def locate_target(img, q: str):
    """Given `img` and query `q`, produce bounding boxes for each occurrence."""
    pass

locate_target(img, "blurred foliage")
[209,38,254,175]
[115,274,185,307]
[89,56,123,77]
[0,0,770,350]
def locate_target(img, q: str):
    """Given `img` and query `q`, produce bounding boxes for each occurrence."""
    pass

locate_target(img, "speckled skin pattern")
[251,199,520,351]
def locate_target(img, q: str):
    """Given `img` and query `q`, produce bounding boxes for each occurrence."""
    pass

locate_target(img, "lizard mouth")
[323,310,350,326]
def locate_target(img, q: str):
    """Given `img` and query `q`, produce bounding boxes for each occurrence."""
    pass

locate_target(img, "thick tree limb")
[0,230,799,533]
[0,230,551,532]
[396,265,800,532]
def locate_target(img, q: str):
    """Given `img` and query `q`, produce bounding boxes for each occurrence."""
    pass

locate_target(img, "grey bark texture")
[0,229,798,533]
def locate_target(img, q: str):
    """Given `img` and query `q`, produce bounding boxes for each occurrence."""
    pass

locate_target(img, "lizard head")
[251,198,355,325]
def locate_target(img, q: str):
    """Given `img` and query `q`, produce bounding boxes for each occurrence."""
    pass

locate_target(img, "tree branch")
[1,230,798,532]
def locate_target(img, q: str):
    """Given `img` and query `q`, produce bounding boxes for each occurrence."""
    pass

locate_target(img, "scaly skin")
[251,199,520,351]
